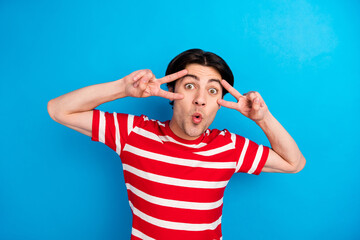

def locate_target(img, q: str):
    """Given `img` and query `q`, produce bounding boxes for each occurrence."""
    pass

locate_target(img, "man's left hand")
[217,79,269,123]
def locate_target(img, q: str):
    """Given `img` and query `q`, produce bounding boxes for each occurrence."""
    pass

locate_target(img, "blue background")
[1,0,359,239]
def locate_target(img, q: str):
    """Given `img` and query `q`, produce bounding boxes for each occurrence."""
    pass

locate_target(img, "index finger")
[156,89,184,101]
[220,79,243,99]
[159,69,188,84]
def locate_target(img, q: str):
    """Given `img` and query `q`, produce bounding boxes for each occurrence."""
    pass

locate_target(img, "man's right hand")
[123,69,187,100]
[48,68,188,137]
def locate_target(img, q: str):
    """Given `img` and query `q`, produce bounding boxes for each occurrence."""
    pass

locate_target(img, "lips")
[192,112,203,124]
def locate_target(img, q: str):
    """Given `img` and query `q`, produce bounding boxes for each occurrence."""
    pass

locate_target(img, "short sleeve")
[234,135,270,175]
[91,109,143,155]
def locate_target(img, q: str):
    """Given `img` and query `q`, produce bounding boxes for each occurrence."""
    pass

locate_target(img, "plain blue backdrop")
[1,0,359,239]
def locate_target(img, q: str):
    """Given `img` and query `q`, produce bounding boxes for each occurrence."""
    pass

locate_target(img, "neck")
[169,119,202,141]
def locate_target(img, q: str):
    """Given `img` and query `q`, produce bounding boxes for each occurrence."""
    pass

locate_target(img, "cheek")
[177,92,193,105]
[173,98,190,113]
[208,101,221,115]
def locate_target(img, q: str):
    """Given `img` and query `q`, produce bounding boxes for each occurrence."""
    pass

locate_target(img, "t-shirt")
[92,110,270,240]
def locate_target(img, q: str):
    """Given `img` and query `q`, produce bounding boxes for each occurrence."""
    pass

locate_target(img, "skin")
[169,64,223,140]
[48,63,305,173]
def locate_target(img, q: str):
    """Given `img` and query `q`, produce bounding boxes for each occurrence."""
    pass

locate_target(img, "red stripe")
[132,215,222,240]
[128,190,223,223]
[124,171,225,203]
[126,132,236,163]
[121,151,234,182]
[91,109,99,142]
[104,112,116,152]
[238,140,259,173]
[253,146,270,175]
[91,112,268,239]
[130,235,142,240]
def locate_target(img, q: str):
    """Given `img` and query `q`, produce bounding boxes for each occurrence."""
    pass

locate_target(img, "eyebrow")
[182,74,222,85]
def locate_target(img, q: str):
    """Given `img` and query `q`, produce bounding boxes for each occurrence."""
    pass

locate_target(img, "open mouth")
[192,113,203,124]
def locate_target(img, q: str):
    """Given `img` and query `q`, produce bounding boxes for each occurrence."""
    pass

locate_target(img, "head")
[166,49,234,101]
[165,49,234,140]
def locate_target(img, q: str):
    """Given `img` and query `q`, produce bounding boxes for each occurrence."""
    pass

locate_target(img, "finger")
[133,70,147,81]
[253,92,266,108]
[220,80,242,99]
[246,91,265,108]
[134,72,152,88]
[159,69,188,84]
[243,91,255,96]
[141,72,153,83]
[253,97,261,111]
[137,79,148,91]
[245,91,257,101]
[156,89,184,100]
[133,71,149,87]
[217,99,239,110]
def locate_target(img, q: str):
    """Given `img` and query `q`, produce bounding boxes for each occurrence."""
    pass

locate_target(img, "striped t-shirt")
[92,110,269,240]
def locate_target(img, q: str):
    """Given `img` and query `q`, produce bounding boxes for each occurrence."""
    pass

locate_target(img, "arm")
[218,80,306,173]
[47,69,188,137]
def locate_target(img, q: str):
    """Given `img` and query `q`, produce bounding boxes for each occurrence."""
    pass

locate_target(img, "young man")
[48,49,305,240]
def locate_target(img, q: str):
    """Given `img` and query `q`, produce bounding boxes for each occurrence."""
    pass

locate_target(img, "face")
[169,64,223,140]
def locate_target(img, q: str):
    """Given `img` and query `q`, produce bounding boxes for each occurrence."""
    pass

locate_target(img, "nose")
[193,90,206,107]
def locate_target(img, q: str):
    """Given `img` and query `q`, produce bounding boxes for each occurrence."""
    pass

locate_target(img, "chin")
[185,124,207,138]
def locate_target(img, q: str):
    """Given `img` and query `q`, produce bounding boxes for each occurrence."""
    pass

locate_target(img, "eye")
[209,88,218,95]
[185,83,195,90]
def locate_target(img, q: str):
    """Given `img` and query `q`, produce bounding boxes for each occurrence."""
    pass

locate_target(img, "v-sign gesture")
[217,79,269,123]
[124,69,188,101]
[217,79,305,173]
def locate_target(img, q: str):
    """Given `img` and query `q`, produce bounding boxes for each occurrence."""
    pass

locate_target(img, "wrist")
[112,78,127,99]
[255,111,273,128]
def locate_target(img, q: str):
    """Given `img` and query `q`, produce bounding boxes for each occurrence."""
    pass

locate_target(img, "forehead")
[184,63,222,80]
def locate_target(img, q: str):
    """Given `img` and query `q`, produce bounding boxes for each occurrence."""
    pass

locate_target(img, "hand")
[217,80,269,123]
[123,69,188,100]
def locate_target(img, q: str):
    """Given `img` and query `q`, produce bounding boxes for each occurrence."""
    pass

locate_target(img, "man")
[48,49,305,240]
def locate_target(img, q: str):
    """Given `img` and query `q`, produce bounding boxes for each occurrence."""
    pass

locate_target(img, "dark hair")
[165,48,234,103]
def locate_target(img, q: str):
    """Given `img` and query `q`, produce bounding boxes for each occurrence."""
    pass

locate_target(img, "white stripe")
[113,112,121,155]
[236,138,249,172]
[133,127,163,143]
[194,142,235,156]
[248,145,264,174]
[123,164,228,189]
[159,135,207,148]
[133,127,207,148]
[127,114,134,136]
[129,201,222,231]
[230,132,236,145]
[99,111,106,144]
[156,120,165,127]
[123,144,235,169]
[126,183,223,210]
[132,228,155,240]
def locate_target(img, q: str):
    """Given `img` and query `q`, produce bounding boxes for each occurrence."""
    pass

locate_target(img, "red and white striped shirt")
[92,110,269,240]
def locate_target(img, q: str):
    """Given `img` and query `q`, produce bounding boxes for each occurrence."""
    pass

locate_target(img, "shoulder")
[207,128,239,139]
[204,128,237,144]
